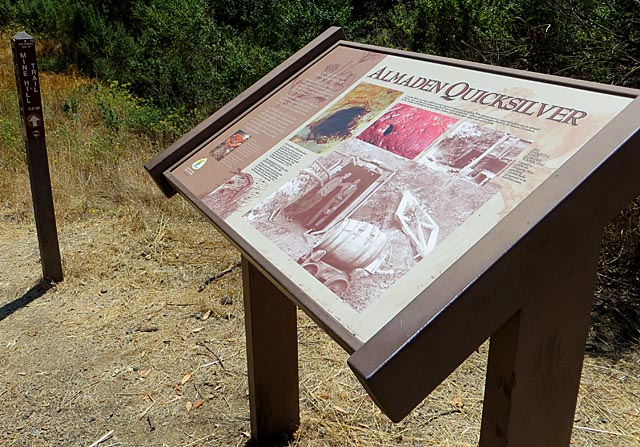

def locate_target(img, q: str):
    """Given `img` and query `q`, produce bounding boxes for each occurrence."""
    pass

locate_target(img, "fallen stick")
[198,260,242,292]
[135,326,159,333]
[138,401,156,420]
[87,430,114,447]
[574,425,625,436]
[196,341,225,370]
[181,432,218,447]
[425,408,462,424]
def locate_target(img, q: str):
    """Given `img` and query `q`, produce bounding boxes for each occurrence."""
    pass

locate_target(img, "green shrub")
[0,0,15,26]
[4,0,639,115]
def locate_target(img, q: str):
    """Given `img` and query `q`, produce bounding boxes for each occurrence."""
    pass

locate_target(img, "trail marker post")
[11,32,63,283]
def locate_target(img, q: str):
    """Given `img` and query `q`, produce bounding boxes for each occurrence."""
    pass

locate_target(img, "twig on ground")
[198,260,242,292]
[180,431,219,447]
[196,341,225,370]
[135,326,159,333]
[138,401,155,420]
[574,425,625,436]
[0,383,19,399]
[87,430,114,447]
[425,408,462,424]
[59,379,100,411]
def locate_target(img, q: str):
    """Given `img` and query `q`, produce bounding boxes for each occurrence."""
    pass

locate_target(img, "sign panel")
[166,45,633,345]
[12,32,45,141]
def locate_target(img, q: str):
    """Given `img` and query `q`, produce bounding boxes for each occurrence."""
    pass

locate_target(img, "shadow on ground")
[0,279,54,322]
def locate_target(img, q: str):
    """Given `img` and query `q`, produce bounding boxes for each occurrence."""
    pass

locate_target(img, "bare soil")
[0,150,638,447]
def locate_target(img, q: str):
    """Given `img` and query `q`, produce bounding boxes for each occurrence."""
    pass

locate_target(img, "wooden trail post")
[11,32,63,283]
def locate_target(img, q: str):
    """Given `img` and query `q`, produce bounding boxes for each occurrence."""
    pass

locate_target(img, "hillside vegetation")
[2,0,639,124]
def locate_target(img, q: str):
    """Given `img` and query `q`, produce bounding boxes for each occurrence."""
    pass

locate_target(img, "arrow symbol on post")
[27,113,41,128]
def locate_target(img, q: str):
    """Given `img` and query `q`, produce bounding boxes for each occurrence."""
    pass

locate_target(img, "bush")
[4,0,639,117]
[5,0,353,122]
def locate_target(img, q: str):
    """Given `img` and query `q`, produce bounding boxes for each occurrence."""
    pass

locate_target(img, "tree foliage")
[4,0,639,122]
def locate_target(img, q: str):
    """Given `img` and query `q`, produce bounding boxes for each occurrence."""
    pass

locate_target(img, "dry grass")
[0,31,638,446]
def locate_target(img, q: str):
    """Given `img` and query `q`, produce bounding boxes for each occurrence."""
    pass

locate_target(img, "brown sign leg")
[242,256,300,444]
[479,235,602,447]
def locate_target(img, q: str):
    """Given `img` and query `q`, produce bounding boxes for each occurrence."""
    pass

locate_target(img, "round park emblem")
[192,158,207,170]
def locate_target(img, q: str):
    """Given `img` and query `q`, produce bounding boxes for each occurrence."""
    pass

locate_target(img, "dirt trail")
[0,216,252,446]
[1,214,638,447]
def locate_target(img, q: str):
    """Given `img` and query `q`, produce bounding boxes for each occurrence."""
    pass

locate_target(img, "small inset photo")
[418,122,532,185]
[290,82,403,153]
[209,130,251,161]
[202,170,255,219]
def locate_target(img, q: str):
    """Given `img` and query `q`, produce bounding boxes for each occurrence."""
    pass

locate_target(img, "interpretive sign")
[165,44,631,342]
[147,28,639,446]
[12,31,63,283]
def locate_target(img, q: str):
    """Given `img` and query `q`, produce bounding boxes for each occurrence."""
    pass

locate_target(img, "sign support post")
[11,32,63,283]
[480,228,603,446]
[243,256,299,443]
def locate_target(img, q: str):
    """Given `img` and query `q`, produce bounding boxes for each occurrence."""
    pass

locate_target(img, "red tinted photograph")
[202,170,255,219]
[357,103,458,160]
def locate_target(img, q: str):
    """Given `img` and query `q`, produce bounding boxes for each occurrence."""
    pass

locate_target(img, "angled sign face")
[147,31,640,427]
[163,44,634,346]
